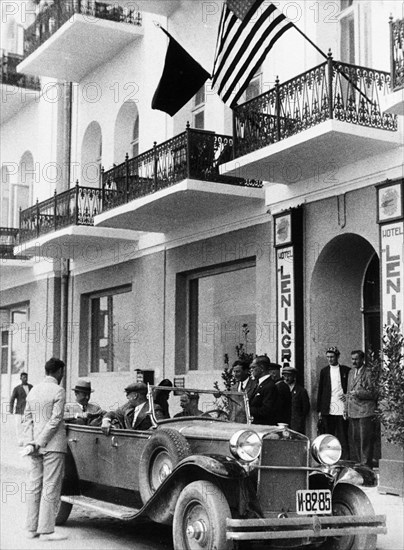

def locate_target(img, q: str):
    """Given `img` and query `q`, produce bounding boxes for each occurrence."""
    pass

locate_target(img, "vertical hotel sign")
[274,208,303,371]
[377,180,404,328]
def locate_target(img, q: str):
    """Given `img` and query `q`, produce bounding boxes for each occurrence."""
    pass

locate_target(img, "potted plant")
[371,324,404,495]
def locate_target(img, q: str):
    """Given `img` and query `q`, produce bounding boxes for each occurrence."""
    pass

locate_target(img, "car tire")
[55,500,73,525]
[322,482,377,550]
[173,480,232,550]
[139,428,191,504]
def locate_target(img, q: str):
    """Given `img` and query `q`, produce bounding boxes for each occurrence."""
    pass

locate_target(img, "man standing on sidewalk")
[346,350,378,468]
[22,357,68,541]
[9,372,32,446]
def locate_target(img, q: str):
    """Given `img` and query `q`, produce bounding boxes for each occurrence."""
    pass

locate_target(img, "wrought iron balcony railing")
[1,51,40,90]
[19,185,102,243]
[233,54,397,159]
[24,0,142,57]
[102,126,262,213]
[390,17,404,91]
[0,227,22,259]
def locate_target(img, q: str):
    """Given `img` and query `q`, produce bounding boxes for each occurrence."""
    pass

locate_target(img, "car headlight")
[230,430,262,463]
[311,434,342,466]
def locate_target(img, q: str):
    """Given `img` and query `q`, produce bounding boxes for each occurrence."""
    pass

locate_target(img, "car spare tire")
[139,428,191,505]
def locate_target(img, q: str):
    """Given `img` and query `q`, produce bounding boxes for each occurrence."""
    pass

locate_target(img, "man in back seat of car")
[101,382,164,434]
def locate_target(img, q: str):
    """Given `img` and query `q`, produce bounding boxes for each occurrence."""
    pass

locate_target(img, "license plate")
[296,489,332,515]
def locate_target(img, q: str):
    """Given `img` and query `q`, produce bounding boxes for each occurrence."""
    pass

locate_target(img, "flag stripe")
[212,1,296,108]
[213,0,268,89]
[229,22,294,106]
[222,16,292,103]
[217,5,281,96]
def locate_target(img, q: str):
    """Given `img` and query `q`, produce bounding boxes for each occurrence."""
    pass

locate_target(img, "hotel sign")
[277,246,295,366]
[380,222,404,327]
[377,180,404,329]
[274,208,303,373]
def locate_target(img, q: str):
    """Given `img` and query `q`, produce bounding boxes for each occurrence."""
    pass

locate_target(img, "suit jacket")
[64,401,105,425]
[9,383,33,414]
[249,376,279,426]
[278,382,310,434]
[275,380,292,425]
[228,378,256,423]
[23,376,67,453]
[105,401,164,430]
[317,364,350,415]
[346,366,377,419]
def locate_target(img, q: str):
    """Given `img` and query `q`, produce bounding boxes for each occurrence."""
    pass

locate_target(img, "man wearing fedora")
[279,364,310,434]
[101,382,164,434]
[65,379,104,426]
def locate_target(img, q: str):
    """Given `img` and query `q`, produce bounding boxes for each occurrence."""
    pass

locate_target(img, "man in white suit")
[22,357,67,541]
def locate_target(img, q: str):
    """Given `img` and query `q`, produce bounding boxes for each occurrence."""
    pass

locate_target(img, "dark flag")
[152,26,210,117]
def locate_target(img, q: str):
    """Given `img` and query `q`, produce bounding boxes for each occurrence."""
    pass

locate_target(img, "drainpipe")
[59,82,73,389]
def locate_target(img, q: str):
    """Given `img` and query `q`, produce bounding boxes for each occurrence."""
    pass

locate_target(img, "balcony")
[1,51,41,124]
[220,56,400,184]
[18,0,143,81]
[0,228,32,268]
[383,17,404,115]
[15,185,140,259]
[96,127,264,233]
[113,1,180,17]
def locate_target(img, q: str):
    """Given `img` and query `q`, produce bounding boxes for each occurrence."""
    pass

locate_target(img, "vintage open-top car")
[59,386,386,549]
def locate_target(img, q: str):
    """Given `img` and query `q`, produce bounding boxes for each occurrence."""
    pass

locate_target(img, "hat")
[282,366,298,374]
[124,382,148,395]
[72,379,94,393]
[268,362,282,371]
[326,346,340,356]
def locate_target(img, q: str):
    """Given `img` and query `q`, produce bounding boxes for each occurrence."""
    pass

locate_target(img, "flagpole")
[292,25,374,107]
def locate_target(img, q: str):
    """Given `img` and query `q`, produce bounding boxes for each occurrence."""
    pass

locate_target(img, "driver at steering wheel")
[174,392,203,417]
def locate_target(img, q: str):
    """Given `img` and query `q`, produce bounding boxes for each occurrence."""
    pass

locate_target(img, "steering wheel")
[201,409,229,420]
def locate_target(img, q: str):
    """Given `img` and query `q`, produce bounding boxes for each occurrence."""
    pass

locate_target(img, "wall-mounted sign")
[274,212,292,247]
[377,180,403,223]
[276,246,295,366]
[380,221,404,327]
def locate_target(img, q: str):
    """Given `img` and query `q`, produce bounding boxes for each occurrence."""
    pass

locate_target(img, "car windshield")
[149,386,250,424]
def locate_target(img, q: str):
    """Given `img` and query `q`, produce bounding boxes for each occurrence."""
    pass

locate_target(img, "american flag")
[212,0,296,108]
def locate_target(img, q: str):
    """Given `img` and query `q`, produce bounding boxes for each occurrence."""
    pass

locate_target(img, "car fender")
[143,454,247,524]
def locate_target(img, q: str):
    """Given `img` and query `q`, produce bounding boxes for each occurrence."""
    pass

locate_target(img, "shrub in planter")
[370,324,404,448]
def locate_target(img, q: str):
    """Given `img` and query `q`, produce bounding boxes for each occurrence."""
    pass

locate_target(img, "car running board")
[61,495,140,520]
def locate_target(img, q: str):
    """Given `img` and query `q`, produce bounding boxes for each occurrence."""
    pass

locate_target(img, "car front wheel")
[322,482,377,550]
[173,480,232,550]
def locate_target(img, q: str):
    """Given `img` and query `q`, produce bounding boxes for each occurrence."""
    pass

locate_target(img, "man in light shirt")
[316,347,350,459]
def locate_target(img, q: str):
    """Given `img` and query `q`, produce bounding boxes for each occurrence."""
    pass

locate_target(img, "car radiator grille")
[257,437,310,516]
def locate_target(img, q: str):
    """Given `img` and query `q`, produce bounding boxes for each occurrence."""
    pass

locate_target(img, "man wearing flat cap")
[278,365,310,434]
[317,346,350,459]
[65,379,105,426]
[101,382,164,435]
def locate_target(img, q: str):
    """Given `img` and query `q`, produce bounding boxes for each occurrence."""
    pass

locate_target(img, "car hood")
[156,419,307,441]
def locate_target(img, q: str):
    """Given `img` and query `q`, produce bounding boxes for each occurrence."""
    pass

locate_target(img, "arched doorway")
[16,151,34,226]
[113,101,139,163]
[310,233,379,366]
[81,121,102,188]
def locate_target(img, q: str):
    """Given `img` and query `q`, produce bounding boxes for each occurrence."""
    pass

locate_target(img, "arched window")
[1,165,11,227]
[15,151,34,226]
[363,253,380,355]
[113,101,139,163]
[81,121,102,188]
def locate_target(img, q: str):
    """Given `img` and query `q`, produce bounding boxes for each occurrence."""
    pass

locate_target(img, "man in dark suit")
[229,359,256,423]
[249,356,279,425]
[317,346,350,459]
[278,365,310,434]
[101,382,164,434]
[9,372,33,446]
